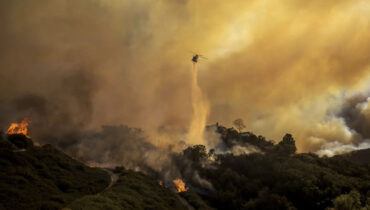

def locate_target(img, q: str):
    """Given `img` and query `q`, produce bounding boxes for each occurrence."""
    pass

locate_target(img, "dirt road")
[101,168,119,191]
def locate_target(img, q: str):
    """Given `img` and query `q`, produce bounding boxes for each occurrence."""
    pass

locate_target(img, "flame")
[173,179,189,193]
[158,180,169,188]
[6,118,30,137]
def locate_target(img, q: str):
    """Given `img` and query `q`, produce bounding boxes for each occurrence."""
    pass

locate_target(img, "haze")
[1,0,370,153]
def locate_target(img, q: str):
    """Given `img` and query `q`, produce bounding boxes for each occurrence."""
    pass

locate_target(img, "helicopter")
[191,54,208,63]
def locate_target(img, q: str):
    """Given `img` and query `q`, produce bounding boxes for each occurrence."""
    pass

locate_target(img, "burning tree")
[6,118,30,137]
[5,118,33,149]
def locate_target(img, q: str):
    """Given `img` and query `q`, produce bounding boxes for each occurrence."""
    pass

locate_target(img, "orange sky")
[0,0,369,152]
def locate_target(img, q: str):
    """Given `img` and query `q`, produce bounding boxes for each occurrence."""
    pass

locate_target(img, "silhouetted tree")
[233,118,246,132]
[275,134,296,155]
[183,145,208,162]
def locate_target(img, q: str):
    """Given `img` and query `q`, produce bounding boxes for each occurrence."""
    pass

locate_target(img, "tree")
[183,145,208,162]
[275,134,296,155]
[243,188,297,210]
[233,118,246,132]
[332,190,362,210]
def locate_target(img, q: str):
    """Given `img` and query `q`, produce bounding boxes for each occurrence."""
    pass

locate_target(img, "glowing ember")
[173,179,188,193]
[6,118,30,137]
[158,180,169,188]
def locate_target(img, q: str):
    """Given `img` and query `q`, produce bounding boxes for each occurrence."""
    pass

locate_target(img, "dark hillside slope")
[335,148,370,165]
[0,134,110,210]
[67,169,187,210]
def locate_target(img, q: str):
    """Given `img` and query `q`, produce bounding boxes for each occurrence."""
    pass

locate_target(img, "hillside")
[336,148,370,165]
[174,126,370,210]
[0,134,110,210]
[0,134,190,210]
[1,128,370,210]
[67,169,187,210]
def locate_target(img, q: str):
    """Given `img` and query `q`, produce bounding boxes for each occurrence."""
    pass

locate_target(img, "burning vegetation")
[173,179,188,193]
[6,118,30,137]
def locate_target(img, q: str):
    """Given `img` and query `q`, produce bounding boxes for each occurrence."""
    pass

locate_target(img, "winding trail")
[101,168,119,192]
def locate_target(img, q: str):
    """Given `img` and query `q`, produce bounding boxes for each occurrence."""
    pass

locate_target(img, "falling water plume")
[187,62,209,145]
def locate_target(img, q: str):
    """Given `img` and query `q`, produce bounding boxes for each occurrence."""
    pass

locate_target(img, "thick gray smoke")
[71,125,171,171]
[0,70,98,148]
[315,93,370,156]
[339,94,370,140]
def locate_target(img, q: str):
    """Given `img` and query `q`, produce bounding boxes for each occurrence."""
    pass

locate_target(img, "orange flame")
[158,180,169,188]
[173,179,188,193]
[6,118,30,137]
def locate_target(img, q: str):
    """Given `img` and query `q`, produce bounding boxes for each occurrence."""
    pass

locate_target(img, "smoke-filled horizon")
[1,0,370,153]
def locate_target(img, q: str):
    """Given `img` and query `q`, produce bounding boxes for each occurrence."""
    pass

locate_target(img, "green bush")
[332,190,362,210]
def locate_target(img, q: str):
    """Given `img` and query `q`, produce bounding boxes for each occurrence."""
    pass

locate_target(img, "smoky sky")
[0,0,370,152]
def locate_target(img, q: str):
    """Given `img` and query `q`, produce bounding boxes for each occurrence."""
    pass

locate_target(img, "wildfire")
[158,180,169,188]
[173,179,188,193]
[6,118,30,137]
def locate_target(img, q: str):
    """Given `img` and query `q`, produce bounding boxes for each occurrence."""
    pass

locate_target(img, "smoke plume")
[0,0,370,156]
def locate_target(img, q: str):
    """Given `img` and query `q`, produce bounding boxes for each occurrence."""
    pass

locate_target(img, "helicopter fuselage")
[192,54,199,63]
